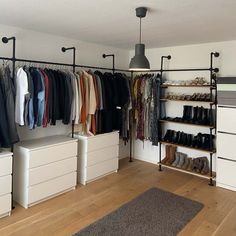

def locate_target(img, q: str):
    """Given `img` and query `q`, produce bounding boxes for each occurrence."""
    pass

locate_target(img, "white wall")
[0,24,130,158]
[130,40,236,169]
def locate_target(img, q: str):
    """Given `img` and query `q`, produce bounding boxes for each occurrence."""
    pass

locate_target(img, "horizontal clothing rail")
[0,56,129,72]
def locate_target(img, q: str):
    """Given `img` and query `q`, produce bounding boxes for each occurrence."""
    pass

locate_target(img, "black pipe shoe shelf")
[158,52,219,186]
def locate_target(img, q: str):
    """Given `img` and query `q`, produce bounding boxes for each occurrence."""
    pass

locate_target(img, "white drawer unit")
[13,135,77,208]
[75,131,119,185]
[217,105,236,191]
[0,151,12,218]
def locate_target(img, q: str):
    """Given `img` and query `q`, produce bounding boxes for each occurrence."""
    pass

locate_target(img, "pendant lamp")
[129,7,150,71]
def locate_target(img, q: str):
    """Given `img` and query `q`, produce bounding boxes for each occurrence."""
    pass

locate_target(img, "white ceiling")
[1,0,236,49]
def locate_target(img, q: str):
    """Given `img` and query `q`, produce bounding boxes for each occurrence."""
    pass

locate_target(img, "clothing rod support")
[61,46,76,138]
[102,54,115,74]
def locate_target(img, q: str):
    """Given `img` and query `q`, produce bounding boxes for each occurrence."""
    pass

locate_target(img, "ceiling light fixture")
[129,7,150,71]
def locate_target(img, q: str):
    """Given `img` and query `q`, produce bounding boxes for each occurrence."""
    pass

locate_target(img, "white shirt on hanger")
[15,67,28,126]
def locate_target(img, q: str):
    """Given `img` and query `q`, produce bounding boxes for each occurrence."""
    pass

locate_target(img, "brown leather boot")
[162,145,171,164]
[166,145,177,165]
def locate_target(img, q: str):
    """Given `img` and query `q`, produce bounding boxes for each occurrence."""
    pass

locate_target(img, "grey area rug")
[74,187,203,236]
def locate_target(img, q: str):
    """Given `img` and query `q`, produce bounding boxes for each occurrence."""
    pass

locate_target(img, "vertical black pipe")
[72,47,76,138]
[208,52,219,186]
[2,36,17,210]
[129,71,133,162]
[159,55,171,171]
[159,57,164,171]
[61,46,76,138]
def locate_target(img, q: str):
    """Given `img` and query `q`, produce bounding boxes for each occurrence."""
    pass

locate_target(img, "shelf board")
[159,119,215,128]
[160,98,215,104]
[158,163,216,180]
[160,141,216,153]
[161,84,216,88]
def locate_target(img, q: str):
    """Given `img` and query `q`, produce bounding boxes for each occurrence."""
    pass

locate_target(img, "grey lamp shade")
[129,44,150,71]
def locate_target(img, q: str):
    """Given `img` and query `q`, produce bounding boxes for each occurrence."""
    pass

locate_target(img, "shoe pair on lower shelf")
[161,145,210,175]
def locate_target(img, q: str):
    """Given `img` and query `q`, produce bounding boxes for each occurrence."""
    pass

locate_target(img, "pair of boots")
[162,145,177,165]
[192,133,213,150]
[172,152,193,170]
[192,106,214,125]
[192,157,209,174]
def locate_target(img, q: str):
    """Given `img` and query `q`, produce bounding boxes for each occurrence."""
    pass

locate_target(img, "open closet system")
[0,35,220,218]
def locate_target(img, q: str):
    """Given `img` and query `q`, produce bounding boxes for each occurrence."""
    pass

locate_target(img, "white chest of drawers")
[13,135,77,208]
[75,131,119,185]
[0,151,12,218]
[217,105,236,191]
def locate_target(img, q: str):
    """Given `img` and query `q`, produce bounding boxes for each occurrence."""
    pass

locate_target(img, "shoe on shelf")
[161,145,171,164]
[172,152,181,167]
[163,130,172,142]
[186,134,193,146]
[186,158,194,171]
[182,155,189,169]
[201,157,210,175]
[166,145,177,165]
[177,153,187,168]
[192,158,201,172]
[173,131,181,143]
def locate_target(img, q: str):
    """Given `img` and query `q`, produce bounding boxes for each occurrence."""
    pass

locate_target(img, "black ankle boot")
[163,129,172,142]
[186,106,193,123]
[209,109,214,126]
[197,106,204,124]
[202,108,209,125]
[196,133,203,148]
[192,106,198,124]
[182,133,188,145]
[173,131,180,143]
[192,133,203,148]
[178,132,185,144]
[202,134,214,150]
[186,134,193,146]
[182,106,188,122]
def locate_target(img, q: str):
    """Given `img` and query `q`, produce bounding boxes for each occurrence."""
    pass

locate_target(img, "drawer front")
[217,132,236,161]
[29,157,77,186]
[217,106,236,133]
[87,145,119,167]
[28,172,76,205]
[87,158,118,181]
[0,156,12,177]
[29,142,77,168]
[0,175,11,196]
[217,158,236,188]
[0,194,11,215]
[87,132,119,152]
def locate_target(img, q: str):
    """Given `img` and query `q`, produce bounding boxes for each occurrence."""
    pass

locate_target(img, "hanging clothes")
[0,66,19,147]
[132,73,163,146]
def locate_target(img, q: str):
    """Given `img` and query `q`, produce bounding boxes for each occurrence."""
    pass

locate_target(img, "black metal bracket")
[61,46,76,138]
[2,36,16,210]
[61,47,76,73]
[102,54,115,74]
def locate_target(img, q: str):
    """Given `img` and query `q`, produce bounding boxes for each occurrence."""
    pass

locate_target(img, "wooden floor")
[0,158,236,236]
